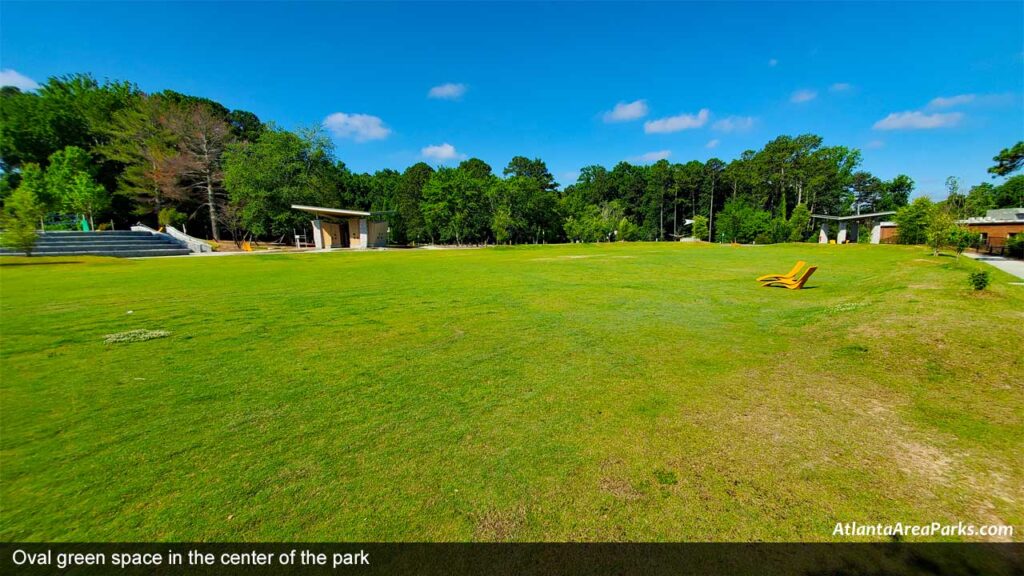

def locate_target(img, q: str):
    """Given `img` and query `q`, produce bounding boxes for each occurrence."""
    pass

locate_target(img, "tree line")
[2,74,1022,250]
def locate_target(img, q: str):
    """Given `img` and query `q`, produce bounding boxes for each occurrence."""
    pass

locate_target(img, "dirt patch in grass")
[473,507,526,541]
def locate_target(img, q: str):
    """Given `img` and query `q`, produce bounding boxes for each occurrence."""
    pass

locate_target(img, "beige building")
[292,205,389,249]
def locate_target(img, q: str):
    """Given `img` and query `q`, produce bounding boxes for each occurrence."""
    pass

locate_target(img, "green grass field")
[1,243,1021,542]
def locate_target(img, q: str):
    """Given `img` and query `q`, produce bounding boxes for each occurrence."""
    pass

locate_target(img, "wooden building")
[960,208,1024,253]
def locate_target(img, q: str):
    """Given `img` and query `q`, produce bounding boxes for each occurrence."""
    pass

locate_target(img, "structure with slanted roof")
[292,205,389,249]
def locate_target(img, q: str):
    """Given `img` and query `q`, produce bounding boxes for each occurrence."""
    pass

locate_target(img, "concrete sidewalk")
[963,251,1024,280]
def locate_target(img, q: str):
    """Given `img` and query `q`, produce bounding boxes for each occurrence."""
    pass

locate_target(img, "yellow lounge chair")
[756,261,805,282]
[763,266,817,290]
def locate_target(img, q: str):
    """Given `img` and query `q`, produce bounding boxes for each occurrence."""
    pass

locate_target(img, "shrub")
[753,232,773,245]
[968,270,990,291]
[1006,234,1024,259]
[158,207,186,229]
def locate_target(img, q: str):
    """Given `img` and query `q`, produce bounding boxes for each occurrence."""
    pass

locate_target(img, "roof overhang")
[292,205,372,218]
[811,211,896,221]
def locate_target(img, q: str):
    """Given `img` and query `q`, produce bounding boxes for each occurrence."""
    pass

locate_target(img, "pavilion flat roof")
[810,211,896,221]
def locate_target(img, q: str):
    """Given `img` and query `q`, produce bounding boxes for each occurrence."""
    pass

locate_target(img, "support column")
[311,218,324,249]
[837,222,848,244]
[819,222,829,243]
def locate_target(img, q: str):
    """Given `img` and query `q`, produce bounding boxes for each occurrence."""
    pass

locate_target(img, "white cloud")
[323,112,391,141]
[428,83,467,100]
[421,143,465,162]
[928,94,975,108]
[0,69,40,91]
[603,99,649,122]
[768,59,778,67]
[643,108,710,134]
[712,116,755,133]
[873,111,963,130]
[630,150,671,163]
[865,139,885,149]
[790,89,818,103]
[829,83,852,92]
[706,139,720,149]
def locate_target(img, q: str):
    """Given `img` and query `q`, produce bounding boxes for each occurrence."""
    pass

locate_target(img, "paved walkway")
[963,251,1024,280]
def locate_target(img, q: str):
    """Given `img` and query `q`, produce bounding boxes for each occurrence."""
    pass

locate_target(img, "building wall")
[879,225,898,243]
[368,221,388,247]
[965,222,1024,246]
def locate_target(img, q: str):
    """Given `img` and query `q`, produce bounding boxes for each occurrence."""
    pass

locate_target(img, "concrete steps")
[1,230,192,257]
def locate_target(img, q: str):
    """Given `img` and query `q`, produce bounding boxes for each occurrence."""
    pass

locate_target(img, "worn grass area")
[1,243,1021,541]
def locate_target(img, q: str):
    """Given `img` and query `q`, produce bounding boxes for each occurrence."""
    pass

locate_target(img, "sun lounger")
[756,261,805,282]
[762,266,817,290]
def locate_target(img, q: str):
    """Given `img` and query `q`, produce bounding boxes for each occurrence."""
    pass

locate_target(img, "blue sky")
[2,1,1022,197]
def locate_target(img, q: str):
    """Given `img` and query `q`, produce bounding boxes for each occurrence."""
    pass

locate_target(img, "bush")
[158,207,186,229]
[753,232,773,245]
[1006,234,1024,259]
[968,270,990,291]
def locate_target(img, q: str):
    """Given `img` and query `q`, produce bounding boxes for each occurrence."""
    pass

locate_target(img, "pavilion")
[810,211,896,244]
[292,205,389,249]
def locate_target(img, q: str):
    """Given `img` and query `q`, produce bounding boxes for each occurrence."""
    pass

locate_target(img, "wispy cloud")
[0,69,39,91]
[706,139,720,149]
[603,99,649,122]
[829,83,852,92]
[768,58,778,67]
[712,116,755,133]
[873,111,963,130]
[928,94,975,108]
[428,83,467,100]
[644,109,710,134]
[790,89,817,103]
[630,150,671,163]
[323,113,391,141]
[421,143,465,161]
[865,139,885,149]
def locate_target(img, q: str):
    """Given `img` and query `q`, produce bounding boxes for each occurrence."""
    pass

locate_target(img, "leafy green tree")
[964,183,996,217]
[503,156,558,192]
[947,226,978,260]
[988,141,1024,177]
[395,163,434,244]
[926,209,955,256]
[849,171,882,213]
[14,163,52,228]
[878,175,914,211]
[1,181,44,255]
[46,146,94,196]
[691,214,709,240]
[223,127,338,240]
[893,197,933,245]
[65,173,110,230]
[421,167,488,244]
[992,175,1024,208]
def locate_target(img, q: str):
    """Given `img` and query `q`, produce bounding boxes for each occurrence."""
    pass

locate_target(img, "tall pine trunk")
[206,176,219,241]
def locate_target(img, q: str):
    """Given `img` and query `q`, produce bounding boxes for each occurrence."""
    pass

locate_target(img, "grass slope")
[1,243,1021,541]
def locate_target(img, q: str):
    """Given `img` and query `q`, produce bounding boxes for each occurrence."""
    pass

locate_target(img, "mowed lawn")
[1,243,1022,542]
